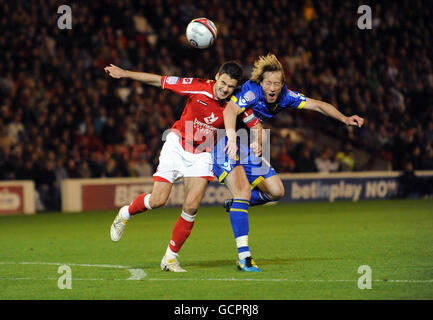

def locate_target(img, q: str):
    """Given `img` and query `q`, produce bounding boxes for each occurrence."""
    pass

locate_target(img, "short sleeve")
[283,87,307,109]
[230,83,259,112]
[161,76,204,96]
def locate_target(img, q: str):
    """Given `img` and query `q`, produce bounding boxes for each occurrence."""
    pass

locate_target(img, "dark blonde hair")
[250,53,285,84]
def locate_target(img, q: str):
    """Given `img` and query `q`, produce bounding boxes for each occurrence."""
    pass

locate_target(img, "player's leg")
[250,174,285,206]
[230,151,283,207]
[110,181,172,242]
[110,132,179,242]
[130,180,173,214]
[161,140,214,272]
[213,137,259,271]
[224,166,260,272]
[161,177,209,272]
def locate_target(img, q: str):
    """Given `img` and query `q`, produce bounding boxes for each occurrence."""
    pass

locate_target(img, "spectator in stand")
[54,158,68,187]
[421,148,433,170]
[104,158,120,177]
[34,160,59,211]
[78,161,92,178]
[337,143,355,171]
[134,153,153,177]
[0,0,432,207]
[66,159,81,179]
[295,146,318,173]
[315,147,340,173]
[277,145,296,173]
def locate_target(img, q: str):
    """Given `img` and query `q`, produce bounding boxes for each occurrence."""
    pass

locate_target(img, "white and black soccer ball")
[186,18,217,49]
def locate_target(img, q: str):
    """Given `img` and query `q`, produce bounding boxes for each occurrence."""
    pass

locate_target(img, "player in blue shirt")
[214,53,364,271]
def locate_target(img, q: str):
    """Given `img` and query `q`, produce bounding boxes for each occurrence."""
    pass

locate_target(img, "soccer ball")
[186,18,217,49]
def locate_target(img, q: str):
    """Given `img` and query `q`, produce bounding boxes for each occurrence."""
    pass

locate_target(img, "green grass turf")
[0,199,432,300]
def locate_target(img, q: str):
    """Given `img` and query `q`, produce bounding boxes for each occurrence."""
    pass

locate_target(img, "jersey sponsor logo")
[204,112,219,124]
[288,90,306,102]
[193,118,218,135]
[182,78,193,84]
[244,90,256,102]
[288,90,299,98]
[238,90,256,106]
[166,76,179,85]
[222,161,233,171]
[239,97,248,106]
[197,99,208,106]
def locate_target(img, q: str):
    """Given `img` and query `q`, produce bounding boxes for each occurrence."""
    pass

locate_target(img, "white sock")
[121,206,131,220]
[181,210,195,222]
[144,194,152,210]
[236,235,251,260]
[239,251,251,260]
[165,246,178,260]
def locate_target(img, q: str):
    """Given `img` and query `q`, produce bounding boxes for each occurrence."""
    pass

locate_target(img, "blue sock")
[229,199,251,260]
[250,188,274,206]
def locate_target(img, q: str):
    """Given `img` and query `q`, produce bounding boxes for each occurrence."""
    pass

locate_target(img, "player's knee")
[272,186,285,200]
[234,184,251,201]
[149,194,168,208]
[267,185,284,201]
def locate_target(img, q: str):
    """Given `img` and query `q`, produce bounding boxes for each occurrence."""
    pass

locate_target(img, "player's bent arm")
[302,97,364,127]
[249,121,265,157]
[223,100,243,141]
[104,64,162,87]
[223,100,243,159]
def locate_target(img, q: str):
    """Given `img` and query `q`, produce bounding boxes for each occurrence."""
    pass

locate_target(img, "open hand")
[224,138,238,161]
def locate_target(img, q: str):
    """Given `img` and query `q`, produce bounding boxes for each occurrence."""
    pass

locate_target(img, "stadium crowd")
[0,0,433,210]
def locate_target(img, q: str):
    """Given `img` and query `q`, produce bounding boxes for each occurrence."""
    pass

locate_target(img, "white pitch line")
[0,261,130,269]
[0,277,124,281]
[0,277,432,283]
[0,261,147,280]
[1,262,432,283]
[126,268,147,280]
[55,262,129,269]
[146,278,433,283]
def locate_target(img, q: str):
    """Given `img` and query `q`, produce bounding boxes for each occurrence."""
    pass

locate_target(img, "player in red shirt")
[104,62,243,272]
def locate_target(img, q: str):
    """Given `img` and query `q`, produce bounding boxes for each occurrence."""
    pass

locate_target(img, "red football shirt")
[161,76,227,153]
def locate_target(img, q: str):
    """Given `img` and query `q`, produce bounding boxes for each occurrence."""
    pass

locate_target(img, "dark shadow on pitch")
[185,256,345,268]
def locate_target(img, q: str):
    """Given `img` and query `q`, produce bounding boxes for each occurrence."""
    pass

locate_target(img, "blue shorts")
[212,136,277,188]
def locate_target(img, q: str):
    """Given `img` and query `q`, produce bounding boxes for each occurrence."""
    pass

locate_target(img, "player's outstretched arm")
[104,64,162,88]
[303,97,364,127]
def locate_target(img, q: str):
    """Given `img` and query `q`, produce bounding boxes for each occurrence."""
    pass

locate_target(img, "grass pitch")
[0,199,432,300]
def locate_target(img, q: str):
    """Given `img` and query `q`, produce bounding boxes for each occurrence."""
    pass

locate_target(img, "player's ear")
[215,73,220,81]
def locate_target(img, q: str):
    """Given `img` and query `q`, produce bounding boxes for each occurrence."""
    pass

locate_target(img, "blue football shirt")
[230,80,306,122]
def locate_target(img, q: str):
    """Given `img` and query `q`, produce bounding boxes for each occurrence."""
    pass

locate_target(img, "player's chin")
[218,92,229,100]
[266,94,277,103]
[266,98,277,104]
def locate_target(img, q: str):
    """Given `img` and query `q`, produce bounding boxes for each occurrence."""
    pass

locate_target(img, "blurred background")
[0,0,432,211]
